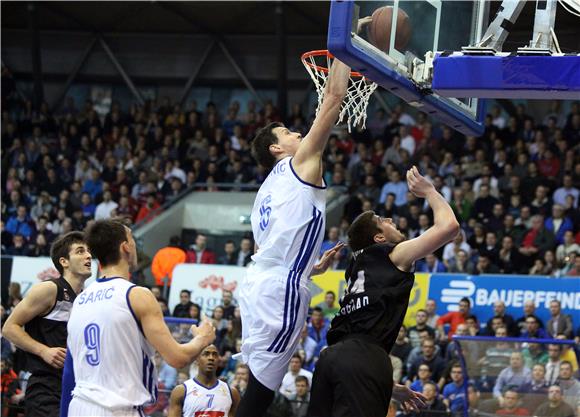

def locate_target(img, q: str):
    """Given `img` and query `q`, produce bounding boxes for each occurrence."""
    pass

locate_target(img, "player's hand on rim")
[40,346,67,369]
[311,241,346,276]
[406,165,435,198]
[357,16,373,34]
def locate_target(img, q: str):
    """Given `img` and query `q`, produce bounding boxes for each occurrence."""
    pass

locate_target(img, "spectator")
[442,231,471,267]
[135,193,161,224]
[391,326,413,365]
[519,215,556,269]
[151,235,186,287]
[493,352,532,400]
[425,299,440,330]
[533,385,575,417]
[222,289,236,320]
[5,234,31,256]
[296,325,317,371]
[516,300,544,334]
[522,342,548,369]
[544,204,574,245]
[495,389,529,416]
[416,254,447,273]
[545,344,562,386]
[379,170,408,206]
[557,361,580,410]
[408,309,436,349]
[307,307,329,353]
[319,291,339,321]
[172,290,194,318]
[479,326,513,390]
[519,363,549,413]
[547,300,573,339]
[279,354,312,400]
[447,249,476,274]
[154,352,177,391]
[231,363,250,397]
[5,205,35,241]
[237,237,253,267]
[485,301,518,336]
[185,233,217,264]
[555,230,580,264]
[408,338,446,384]
[474,254,500,274]
[218,240,238,265]
[411,382,447,417]
[409,364,435,393]
[521,316,549,339]
[442,363,466,415]
[290,375,310,417]
[552,174,578,207]
[1,358,23,413]
[437,297,472,341]
[497,235,525,274]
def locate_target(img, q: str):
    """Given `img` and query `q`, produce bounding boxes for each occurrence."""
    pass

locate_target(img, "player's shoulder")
[27,279,59,299]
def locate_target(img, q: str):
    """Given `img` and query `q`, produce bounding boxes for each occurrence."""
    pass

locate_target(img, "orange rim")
[301,50,365,78]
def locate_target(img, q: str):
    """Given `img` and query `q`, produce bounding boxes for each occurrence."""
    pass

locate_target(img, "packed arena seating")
[2,73,580,416]
[2,86,580,275]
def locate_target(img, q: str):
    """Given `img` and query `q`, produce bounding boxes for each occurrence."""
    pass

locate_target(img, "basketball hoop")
[302,50,377,133]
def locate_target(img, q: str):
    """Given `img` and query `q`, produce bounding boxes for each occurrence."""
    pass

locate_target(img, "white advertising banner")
[8,256,98,296]
[169,264,245,314]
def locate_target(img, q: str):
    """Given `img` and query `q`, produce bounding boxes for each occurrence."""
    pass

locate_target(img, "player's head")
[347,210,406,252]
[196,344,219,377]
[251,122,302,169]
[86,219,138,271]
[50,231,92,278]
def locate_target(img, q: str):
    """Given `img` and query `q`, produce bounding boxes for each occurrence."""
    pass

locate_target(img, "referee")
[307,167,459,417]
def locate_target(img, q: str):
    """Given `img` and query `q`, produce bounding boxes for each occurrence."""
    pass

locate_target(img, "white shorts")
[68,398,144,417]
[239,263,311,391]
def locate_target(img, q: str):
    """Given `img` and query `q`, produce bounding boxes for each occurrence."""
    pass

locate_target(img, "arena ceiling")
[2,1,579,45]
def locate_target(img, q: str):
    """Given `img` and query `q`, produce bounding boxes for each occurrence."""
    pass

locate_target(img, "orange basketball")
[367,6,412,52]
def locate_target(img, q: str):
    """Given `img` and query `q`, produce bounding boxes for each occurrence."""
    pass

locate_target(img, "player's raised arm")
[129,287,215,368]
[390,166,460,271]
[292,59,351,184]
[2,282,65,368]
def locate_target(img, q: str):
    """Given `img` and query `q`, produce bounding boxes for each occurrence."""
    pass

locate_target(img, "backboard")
[328,0,490,136]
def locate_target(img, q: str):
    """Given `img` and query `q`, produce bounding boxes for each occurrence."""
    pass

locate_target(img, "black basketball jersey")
[24,276,76,376]
[327,243,414,353]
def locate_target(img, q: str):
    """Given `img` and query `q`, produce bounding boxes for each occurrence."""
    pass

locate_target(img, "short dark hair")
[86,219,129,267]
[50,231,86,275]
[460,297,471,306]
[325,291,336,297]
[295,375,309,385]
[312,306,323,314]
[291,353,303,363]
[347,210,381,252]
[180,290,191,296]
[251,122,283,169]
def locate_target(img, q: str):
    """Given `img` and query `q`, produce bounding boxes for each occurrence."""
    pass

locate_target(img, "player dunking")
[168,344,241,417]
[2,232,92,417]
[235,58,353,417]
[307,167,460,417]
[60,219,216,417]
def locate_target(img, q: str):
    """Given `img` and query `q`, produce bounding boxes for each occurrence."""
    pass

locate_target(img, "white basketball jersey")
[182,378,232,417]
[67,277,157,409]
[251,156,326,278]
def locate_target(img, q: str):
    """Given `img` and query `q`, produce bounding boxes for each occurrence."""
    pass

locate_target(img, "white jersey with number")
[182,378,233,417]
[250,156,326,276]
[67,277,157,409]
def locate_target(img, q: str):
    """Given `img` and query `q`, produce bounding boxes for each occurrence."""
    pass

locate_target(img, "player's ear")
[269,143,282,154]
[373,232,386,243]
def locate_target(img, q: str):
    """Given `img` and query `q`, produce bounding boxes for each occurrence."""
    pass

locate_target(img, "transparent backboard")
[328,0,490,135]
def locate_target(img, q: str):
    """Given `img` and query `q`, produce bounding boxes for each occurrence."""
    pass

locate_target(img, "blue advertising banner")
[428,274,580,329]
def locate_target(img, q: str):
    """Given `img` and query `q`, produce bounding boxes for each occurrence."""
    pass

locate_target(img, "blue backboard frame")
[327,0,486,136]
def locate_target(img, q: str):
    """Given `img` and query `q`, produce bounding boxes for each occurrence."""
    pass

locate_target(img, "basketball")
[367,6,412,52]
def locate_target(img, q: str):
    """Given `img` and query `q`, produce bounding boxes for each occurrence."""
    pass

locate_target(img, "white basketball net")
[302,51,377,133]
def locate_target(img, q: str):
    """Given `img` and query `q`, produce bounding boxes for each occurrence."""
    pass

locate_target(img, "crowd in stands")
[2,73,580,416]
[2,76,580,277]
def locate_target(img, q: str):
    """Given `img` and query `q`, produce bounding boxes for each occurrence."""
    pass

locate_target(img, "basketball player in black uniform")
[307,166,460,417]
[2,232,92,417]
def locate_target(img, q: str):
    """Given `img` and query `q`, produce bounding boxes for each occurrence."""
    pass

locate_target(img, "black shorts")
[25,373,62,417]
[307,337,393,417]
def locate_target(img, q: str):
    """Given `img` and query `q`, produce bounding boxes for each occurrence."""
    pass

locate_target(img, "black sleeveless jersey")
[24,277,76,376]
[327,243,414,353]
